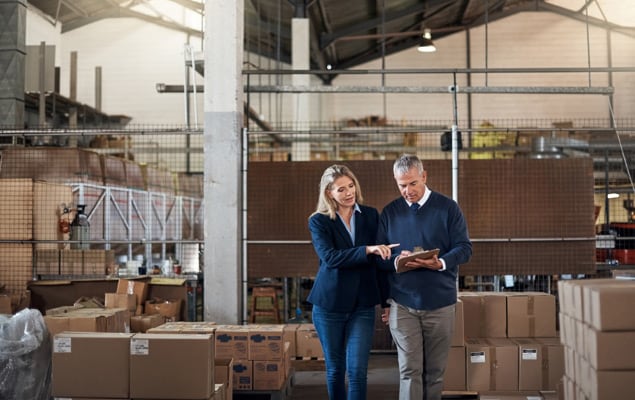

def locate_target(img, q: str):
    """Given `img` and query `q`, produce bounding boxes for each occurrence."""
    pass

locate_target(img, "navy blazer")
[306,204,386,313]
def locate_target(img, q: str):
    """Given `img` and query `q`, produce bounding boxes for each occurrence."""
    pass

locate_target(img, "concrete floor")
[290,353,400,400]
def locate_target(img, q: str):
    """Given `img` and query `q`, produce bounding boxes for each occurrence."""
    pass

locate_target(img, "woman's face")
[328,176,356,209]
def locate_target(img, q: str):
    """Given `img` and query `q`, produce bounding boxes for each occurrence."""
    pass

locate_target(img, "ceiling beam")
[61,6,202,36]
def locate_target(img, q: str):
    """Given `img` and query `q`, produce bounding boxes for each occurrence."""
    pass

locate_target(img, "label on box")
[53,337,72,353]
[130,338,149,355]
[470,351,486,363]
[522,349,538,360]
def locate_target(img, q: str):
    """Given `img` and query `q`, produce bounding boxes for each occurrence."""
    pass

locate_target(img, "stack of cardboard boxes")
[443,292,563,399]
[558,278,635,400]
[51,331,225,400]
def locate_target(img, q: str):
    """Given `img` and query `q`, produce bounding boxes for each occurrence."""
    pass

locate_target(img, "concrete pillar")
[203,0,244,323]
[0,0,26,129]
[291,18,311,160]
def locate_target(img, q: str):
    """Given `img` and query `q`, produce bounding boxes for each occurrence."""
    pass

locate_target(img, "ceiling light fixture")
[417,28,436,53]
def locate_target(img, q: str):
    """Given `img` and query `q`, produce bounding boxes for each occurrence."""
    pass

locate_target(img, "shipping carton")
[466,338,518,392]
[585,327,635,370]
[584,283,635,331]
[232,359,253,391]
[443,346,466,391]
[51,332,133,398]
[536,337,565,391]
[506,292,557,338]
[296,324,323,358]
[248,324,285,360]
[129,333,214,399]
[215,325,249,359]
[513,338,543,391]
[130,313,164,333]
[452,299,465,346]
[215,358,233,400]
[459,292,507,338]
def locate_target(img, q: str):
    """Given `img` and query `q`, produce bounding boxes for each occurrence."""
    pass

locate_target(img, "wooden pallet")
[290,356,325,371]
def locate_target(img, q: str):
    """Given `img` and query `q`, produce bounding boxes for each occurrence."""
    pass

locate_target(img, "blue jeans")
[311,305,376,400]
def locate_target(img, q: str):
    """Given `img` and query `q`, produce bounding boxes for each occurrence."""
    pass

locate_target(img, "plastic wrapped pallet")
[0,309,51,400]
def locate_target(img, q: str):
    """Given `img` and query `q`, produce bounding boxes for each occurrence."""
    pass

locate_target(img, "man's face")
[394,167,427,203]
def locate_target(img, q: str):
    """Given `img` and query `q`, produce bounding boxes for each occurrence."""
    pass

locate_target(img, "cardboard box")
[589,369,635,400]
[116,278,149,308]
[35,249,60,275]
[60,249,84,275]
[452,299,465,346]
[145,298,182,322]
[283,324,299,358]
[232,359,253,391]
[44,307,130,337]
[130,333,214,399]
[253,359,286,390]
[51,332,134,398]
[146,321,217,334]
[105,292,136,313]
[212,383,226,400]
[585,327,635,370]
[513,338,543,391]
[248,324,285,360]
[296,324,323,358]
[536,337,565,391]
[130,313,164,333]
[506,292,557,338]
[83,249,115,275]
[215,358,233,400]
[466,338,518,392]
[0,295,12,314]
[443,346,466,391]
[214,325,249,359]
[585,283,635,331]
[459,292,507,338]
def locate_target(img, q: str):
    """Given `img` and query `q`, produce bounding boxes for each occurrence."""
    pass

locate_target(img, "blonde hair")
[312,164,364,220]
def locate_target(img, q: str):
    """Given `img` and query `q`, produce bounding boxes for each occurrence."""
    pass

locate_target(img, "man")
[377,154,472,400]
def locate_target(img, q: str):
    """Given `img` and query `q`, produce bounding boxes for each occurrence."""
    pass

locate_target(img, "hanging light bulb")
[417,28,436,53]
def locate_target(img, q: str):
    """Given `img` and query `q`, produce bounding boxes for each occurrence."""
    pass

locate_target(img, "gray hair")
[393,154,424,176]
[312,164,363,220]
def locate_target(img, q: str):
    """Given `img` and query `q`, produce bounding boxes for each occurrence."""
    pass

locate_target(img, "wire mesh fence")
[0,117,633,303]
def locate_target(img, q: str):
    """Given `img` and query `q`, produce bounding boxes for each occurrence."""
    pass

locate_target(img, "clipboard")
[396,248,440,273]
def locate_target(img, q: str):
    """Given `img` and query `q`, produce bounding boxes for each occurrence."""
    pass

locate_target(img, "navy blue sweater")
[377,191,472,310]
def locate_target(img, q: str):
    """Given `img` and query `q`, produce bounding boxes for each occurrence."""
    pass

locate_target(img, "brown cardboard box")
[585,327,635,370]
[130,313,164,333]
[215,358,233,400]
[51,332,133,398]
[146,321,217,333]
[105,292,137,313]
[232,359,253,391]
[296,324,323,358]
[536,337,565,391]
[506,292,557,338]
[83,249,115,275]
[443,346,466,391]
[116,278,149,308]
[466,338,518,392]
[459,292,507,338]
[35,249,60,275]
[452,299,465,346]
[513,338,543,391]
[130,333,214,399]
[253,358,286,390]
[248,324,285,360]
[585,283,635,331]
[145,298,182,322]
[212,383,226,400]
[215,325,249,359]
[0,295,12,314]
[589,369,635,400]
[44,307,130,337]
[560,278,628,322]
[60,249,84,275]
[283,324,299,358]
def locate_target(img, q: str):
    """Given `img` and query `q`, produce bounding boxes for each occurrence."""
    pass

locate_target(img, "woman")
[307,164,396,400]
